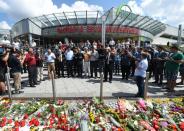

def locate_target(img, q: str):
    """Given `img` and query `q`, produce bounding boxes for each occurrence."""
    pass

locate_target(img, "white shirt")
[134,58,148,78]
[109,40,115,46]
[45,52,56,63]
[13,42,20,49]
[90,50,99,61]
[65,50,73,60]
[31,42,36,47]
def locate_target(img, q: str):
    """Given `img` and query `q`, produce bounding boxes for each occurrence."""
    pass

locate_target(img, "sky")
[0,0,184,29]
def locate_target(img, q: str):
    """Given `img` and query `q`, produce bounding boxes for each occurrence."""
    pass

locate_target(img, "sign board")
[43,25,140,36]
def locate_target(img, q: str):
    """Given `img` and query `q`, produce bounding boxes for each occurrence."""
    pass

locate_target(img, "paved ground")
[4,71,184,99]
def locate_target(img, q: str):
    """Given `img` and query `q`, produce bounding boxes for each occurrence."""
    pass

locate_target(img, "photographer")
[8,48,24,94]
[0,45,10,95]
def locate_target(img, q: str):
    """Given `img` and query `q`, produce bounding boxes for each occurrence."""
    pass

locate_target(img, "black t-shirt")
[8,55,22,73]
[0,57,7,74]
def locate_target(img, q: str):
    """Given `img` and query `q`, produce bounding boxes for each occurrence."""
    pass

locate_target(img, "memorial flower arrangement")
[0,97,183,131]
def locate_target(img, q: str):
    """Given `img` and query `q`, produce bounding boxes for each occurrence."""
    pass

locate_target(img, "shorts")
[166,71,178,81]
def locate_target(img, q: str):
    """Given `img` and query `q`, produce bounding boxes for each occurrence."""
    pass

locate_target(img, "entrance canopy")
[29,8,166,36]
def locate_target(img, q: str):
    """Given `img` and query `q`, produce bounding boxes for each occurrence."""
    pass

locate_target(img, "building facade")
[10,7,184,47]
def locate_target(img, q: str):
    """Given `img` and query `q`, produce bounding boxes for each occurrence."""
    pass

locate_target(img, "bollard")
[5,67,12,101]
[144,72,149,99]
[51,71,56,102]
[100,73,104,102]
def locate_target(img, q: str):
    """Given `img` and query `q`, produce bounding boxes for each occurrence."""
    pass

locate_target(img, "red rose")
[50,118,54,124]
[20,120,26,127]
[0,122,5,127]
[8,119,13,124]
[34,119,40,126]
[29,120,33,126]
[24,114,28,119]
[51,114,56,118]
[14,121,20,127]
[180,122,184,129]
[61,125,65,130]
[2,117,7,123]
[70,127,76,131]
[12,127,19,131]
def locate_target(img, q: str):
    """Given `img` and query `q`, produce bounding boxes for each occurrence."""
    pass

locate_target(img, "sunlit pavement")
[5,71,184,99]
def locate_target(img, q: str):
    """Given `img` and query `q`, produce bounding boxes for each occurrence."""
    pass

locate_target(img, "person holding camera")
[0,46,9,95]
[8,48,24,94]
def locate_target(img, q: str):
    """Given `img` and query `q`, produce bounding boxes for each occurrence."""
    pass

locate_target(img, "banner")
[56,25,139,34]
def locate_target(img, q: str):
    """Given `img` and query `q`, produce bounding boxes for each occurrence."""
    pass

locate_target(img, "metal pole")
[102,16,106,47]
[5,67,12,101]
[100,73,104,102]
[51,71,56,102]
[144,72,149,99]
[178,24,182,45]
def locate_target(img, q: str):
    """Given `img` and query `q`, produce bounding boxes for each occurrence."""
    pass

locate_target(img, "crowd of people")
[0,38,184,97]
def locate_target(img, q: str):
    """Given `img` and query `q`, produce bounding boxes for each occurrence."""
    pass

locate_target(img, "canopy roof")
[29,8,166,36]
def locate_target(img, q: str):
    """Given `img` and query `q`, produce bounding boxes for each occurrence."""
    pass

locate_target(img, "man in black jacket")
[104,47,115,83]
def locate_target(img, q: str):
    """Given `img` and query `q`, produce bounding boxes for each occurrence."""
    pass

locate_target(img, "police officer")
[104,47,115,83]
[153,46,167,85]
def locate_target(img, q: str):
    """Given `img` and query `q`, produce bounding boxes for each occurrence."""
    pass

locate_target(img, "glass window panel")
[64,12,75,19]
[128,15,144,26]
[122,13,138,26]
[87,18,96,24]
[76,11,86,18]
[135,17,150,27]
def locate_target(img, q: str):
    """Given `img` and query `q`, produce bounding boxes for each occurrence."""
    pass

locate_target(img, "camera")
[0,44,13,56]
[0,47,5,56]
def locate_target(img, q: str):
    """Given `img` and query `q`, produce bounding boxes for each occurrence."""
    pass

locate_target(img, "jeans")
[135,76,145,97]
[121,65,130,79]
[90,61,98,77]
[66,60,73,77]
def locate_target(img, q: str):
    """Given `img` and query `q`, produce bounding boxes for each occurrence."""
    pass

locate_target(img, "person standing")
[165,45,183,92]
[45,49,56,79]
[114,49,121,75]
[153,46,167,85]
[109,38,115,48]
[0,47,9,95]
[90,47,99,78]
[83,47,91,77]
[75,48,84,77]
[35,49,44,82]
[104,47,115,83]
[65,47,74,78]
[121,49,131,80]
[8,49,24,94]
[134,52,148,97]
[25,48,37,87]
